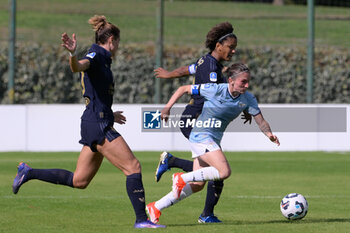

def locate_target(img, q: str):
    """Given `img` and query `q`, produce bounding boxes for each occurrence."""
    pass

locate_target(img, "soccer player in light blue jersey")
[153,22,250,223]
[146,63,280,224]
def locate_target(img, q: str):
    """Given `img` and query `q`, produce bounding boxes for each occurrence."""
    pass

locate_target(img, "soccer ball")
[280,193,308,220]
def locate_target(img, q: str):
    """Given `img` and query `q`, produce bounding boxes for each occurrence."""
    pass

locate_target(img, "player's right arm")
[154,64,196,79]
[161,85,193,121]
[61,32,90,72]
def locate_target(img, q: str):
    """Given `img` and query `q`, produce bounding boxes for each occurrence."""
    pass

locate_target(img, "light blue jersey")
[189,83,260,144]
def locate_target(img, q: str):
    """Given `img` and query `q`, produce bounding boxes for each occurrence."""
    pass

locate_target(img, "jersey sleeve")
[190,83,218,100]
[245,93,261,116]
[188,63,196,75]
[83,50,98,69]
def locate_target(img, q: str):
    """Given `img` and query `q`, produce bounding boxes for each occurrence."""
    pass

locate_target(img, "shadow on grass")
[167,218,350,227]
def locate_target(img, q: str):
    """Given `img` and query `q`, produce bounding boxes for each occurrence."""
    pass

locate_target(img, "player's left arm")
[253,113,280,146]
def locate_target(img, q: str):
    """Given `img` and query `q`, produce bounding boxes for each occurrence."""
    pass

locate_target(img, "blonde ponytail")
[88,15,107,32]
[87,15,120,44]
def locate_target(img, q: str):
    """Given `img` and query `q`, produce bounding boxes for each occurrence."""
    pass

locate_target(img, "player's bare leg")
[72,146,104,189]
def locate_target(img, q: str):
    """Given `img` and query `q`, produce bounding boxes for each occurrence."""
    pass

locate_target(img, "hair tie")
[218,33,234,42]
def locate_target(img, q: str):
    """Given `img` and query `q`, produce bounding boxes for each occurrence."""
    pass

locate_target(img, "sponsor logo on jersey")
[239,102,247,108]
[209,72,217,82]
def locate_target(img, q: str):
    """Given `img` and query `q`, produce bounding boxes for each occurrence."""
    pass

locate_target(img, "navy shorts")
[79,120,121,152]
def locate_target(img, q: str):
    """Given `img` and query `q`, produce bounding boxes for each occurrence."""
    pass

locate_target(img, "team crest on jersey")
[239,102,246,108]
[86,52,96,59]
[209,72,217,82]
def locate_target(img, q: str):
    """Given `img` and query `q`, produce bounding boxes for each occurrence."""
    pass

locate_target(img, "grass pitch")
[1,151,350,233]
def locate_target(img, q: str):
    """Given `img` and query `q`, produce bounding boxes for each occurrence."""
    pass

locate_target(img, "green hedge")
[0,44,349,104]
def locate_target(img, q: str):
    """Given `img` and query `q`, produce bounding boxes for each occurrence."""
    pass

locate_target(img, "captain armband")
[191,84,200,95]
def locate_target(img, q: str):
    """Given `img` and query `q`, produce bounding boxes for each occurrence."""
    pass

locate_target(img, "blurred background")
[0,0,349,105]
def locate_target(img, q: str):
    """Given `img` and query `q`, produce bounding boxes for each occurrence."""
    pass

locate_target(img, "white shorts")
[189,137,221,158]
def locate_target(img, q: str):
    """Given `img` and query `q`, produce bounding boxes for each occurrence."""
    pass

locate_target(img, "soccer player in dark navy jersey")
[191,53,226,105]
[12,15,165,229]
[80,44,115,121]
[150,22,245,223]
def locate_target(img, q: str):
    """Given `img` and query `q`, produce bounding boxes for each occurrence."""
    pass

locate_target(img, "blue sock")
[28,169,74,187]
[201,180,224,216]
[168,156,193,172]
[126,173,148,223]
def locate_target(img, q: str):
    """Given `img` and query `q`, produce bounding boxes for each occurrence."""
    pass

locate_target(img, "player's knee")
[219,167,231,180]
[197,183,206,191]
[190,182,206,193]
[131,159,141,173]
[131,157,141,169]
[123,158,141,176]
[73,180,90,189]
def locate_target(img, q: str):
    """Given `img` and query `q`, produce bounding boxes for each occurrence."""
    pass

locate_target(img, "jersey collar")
[91,44,112,63]
[207,53,224,69]
[227,84,240,100]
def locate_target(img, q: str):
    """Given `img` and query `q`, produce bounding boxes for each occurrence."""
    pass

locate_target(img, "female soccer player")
[146,63,280,224]
[153,22,247,223]
[12,15,165,229]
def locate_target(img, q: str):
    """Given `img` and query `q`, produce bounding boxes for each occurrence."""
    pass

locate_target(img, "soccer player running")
[152,22,251,223]
[146,63,280,224]
[12,15,165,229]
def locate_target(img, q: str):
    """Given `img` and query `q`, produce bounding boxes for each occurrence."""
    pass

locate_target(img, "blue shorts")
[79,120,121,152]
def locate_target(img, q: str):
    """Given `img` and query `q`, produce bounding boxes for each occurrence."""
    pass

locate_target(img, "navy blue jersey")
[179,54,225,138]
[192,53,226,106]
[80,44,115,122]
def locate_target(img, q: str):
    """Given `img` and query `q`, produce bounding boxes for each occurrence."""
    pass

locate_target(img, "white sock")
[181,167,220,183]
[155,184,193,211]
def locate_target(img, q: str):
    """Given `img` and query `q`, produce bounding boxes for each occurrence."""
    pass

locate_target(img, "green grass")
[1,151,350,232]
[0,0,349,48]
